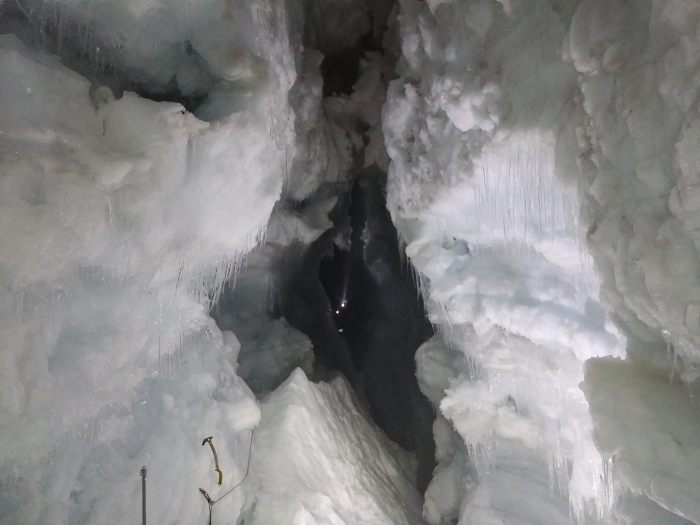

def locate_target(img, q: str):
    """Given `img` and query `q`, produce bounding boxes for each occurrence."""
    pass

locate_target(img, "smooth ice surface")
[241,368,425,525]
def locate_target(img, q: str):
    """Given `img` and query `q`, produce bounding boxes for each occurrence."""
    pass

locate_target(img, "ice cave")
[2,0,700,524]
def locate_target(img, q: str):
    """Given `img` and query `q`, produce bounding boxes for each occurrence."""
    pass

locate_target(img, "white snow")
[384,0,700,523]
[0,0,298,517]
[583,358,700,524]
[4,0,700,524]
[286,49,349,201]
[241,368,424,525]
[1,1,428,523]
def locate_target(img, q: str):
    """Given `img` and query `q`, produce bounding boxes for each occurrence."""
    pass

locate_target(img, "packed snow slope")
[384,0,700,523]
[0,0,302,521]
[240,369,424,525]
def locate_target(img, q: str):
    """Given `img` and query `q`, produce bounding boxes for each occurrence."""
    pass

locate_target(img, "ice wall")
[384,0,700,523]
[0,0,301,520]
[572,2,700,521]
[1,0,299,106]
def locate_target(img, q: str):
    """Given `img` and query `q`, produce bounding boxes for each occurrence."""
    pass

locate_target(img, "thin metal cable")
[214,428,255,504]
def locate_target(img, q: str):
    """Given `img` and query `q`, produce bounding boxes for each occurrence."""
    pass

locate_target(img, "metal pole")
[141,466,147,525]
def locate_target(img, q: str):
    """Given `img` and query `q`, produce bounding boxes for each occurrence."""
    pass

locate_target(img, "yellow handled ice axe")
[202,436,223,486]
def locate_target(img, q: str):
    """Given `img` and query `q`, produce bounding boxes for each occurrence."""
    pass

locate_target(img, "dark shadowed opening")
[281,173,436,493]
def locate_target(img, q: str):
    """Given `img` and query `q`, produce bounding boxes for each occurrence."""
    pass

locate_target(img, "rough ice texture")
[286,49,347,201]
[241,368,424,525]
[570,0,700,381]
[2,0,300,101]
[214,196,338,395]
[574,1,700,522]
[0,0,299,519]
[385,0,700,523]
[583,358,700,524]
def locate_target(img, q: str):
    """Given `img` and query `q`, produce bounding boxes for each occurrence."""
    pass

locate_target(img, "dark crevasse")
[280,170,436,493]
[213,0,437,496]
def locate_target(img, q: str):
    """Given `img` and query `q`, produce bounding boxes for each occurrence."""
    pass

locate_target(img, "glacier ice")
[212,198,339,396]
[583,358,700,523]
[384,0,700,523]
[0,0,299,517]
[3,0,700,524]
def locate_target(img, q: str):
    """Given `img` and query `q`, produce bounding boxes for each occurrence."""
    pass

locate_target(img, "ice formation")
[0,0,300,520]
[3,0,700,524]
[213,197,338,395]
[241,369,424,525]
[385,0,700,523]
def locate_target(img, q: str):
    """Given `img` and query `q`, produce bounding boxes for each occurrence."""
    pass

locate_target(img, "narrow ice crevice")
[7,0,700,524]
[273,171,436,492]
[3,0,425,523]
[211,0,439,520]
[211,175,433,524]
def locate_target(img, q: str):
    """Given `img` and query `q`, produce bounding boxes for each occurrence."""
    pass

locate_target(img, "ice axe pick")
[202,436,223,485]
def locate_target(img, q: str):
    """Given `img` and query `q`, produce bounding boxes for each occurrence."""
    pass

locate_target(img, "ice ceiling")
[1,0,700,524]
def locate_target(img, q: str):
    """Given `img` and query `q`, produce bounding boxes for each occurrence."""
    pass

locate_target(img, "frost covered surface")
[575,2,700,520]
[385,0,700,523]
[5,0,700,522]
[583,358,700,523]
[214,197,338,395]
[574,1,700,522]
[2,0,300,108]
[242,368,424,525]
[0,0,299,517]
[286,49,346,201]
[571,0,700,379]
